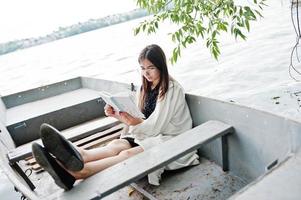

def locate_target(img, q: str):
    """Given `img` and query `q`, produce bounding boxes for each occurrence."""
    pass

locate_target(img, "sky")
[0,0,137,43]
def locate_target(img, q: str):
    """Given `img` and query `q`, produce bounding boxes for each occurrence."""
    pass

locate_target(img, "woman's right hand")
[104,104,115,117]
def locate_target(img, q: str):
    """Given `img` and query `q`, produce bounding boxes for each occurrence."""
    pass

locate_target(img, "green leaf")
[212,30,217,38]
[206,38,211,48]
[219,22,228,32]
[134,27,140,35]
[255,10,263,18]
[245,7,256,20]
[175,31,180,42]
[245,20,250,32]
[142,23,146,31]
[172,33,176,42]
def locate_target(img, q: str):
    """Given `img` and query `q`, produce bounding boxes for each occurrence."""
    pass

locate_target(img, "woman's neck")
[151,80,160,89]
[151,83,158,90]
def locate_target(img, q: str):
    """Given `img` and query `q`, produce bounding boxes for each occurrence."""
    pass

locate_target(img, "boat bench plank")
[78,130,122,150]
[5,88,101,126]
[7,117,120,163]
[73,123,124,147]
[53,120,233,200]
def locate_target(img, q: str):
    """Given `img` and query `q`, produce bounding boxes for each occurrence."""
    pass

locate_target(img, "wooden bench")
[6,117,121,191]
[49,120,233,200]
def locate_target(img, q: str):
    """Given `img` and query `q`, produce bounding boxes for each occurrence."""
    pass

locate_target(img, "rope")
[289,0,301,81]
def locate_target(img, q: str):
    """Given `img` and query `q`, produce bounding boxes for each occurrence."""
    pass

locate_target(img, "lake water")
[0,1,300,119]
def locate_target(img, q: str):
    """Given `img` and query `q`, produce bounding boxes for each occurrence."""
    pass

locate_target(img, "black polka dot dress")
[142,87,159,119]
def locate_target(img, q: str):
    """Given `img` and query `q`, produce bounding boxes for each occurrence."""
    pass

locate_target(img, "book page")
[99,91,120,112]
[99,91,144,118]
[112,95,144,118]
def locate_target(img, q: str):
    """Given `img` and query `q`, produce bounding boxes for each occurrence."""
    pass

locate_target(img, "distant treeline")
[0,9,148,56]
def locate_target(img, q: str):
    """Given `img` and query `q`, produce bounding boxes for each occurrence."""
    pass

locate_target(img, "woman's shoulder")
[169,78,183,90]
[168,78,185,96]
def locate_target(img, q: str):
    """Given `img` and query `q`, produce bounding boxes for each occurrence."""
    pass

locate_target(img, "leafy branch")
[134,0,267,63]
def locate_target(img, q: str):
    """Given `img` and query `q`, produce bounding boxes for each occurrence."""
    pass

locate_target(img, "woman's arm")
[130,80,192,138]
[104,104,143,126]
[129,81,176,137]
[119,112,143,126]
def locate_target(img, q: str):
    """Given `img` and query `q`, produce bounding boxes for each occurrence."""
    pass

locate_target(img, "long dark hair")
[138,44,170,110]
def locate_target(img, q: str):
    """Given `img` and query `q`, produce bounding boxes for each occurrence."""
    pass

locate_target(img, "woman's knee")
[108,139,130,148]
[118,147,143,159]
[108,139,126,147]
[118,149,134,159]
[106,139,131,154]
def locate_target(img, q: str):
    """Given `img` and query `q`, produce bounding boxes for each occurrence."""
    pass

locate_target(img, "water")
[0,1,300,120]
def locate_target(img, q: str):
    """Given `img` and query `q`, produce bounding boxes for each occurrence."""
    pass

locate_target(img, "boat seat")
[50,120,233,200]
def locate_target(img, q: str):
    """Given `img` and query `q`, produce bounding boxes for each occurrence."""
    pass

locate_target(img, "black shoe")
[32,143,75,190]
[40,123,84,171]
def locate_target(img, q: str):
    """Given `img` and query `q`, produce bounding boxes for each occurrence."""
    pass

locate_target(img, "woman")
[32,44,199,190]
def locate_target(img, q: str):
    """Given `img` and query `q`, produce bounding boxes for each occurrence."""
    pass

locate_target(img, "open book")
[99,91,145,119]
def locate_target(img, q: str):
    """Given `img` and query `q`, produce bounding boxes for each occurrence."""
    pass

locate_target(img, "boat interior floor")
[132,159,247,200]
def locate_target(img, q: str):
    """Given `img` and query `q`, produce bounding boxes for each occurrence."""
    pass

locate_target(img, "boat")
[0,76,300,200]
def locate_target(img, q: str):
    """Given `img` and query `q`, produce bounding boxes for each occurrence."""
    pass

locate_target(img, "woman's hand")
[104,105,142,125]
[104,104,116,117]
[119,112,143,126]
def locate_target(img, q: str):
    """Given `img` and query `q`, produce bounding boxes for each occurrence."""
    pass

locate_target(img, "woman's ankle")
[69,167,91,180]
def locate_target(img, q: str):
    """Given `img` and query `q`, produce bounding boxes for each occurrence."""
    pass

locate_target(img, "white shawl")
[121,79,199,185]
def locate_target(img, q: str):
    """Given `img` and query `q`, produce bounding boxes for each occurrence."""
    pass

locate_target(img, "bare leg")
[77,139,133,162]
[70,146,143,179]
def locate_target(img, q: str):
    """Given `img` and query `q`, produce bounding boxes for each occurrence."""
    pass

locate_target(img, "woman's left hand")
[119,112,143,126]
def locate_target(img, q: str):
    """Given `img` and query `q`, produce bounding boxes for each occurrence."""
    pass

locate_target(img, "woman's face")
[140,59,161,86]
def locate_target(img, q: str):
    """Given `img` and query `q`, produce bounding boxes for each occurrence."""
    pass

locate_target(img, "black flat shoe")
[40,123,84,171]
[32,143,75,190]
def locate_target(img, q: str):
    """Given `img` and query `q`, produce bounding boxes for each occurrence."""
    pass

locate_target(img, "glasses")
[140,65,157,72]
